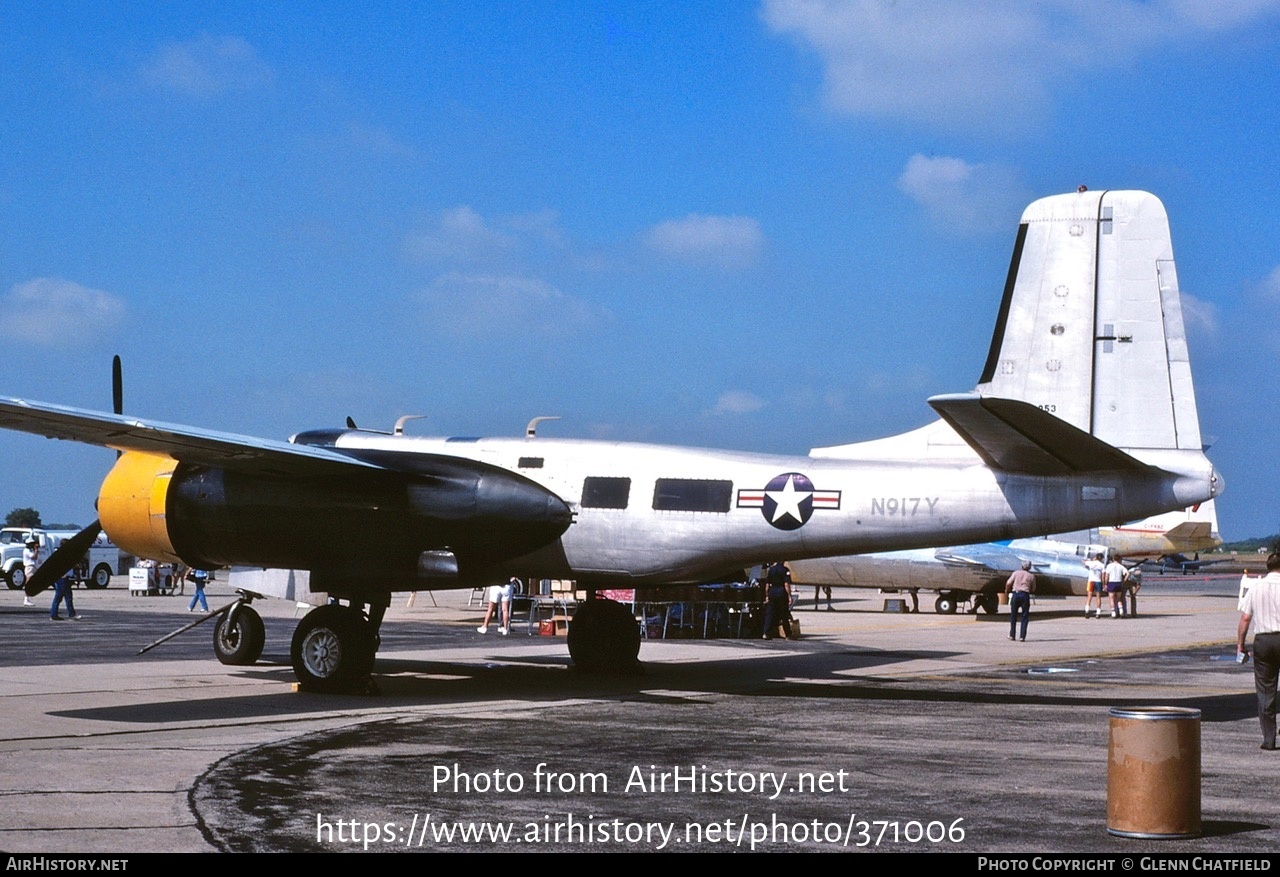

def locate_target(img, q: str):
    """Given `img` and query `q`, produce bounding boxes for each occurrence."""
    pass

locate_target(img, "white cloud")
[762,0,1280,134]
[141,35,274,97]
[1179,292,1220,341]
[346,122,421,161]
[1258,265,1280,300]
[504,209,568,250]
[708,390,766,416]
[404,207,515,265]
[403,207,573,268]
[897,154,1031,234]
[418,273,610,338]
[2,278,126,346]
[646,214,765,269]
[861,364,935,398]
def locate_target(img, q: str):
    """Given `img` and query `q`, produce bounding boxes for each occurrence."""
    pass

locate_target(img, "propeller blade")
[25,521,103,597]
[112,355,123,415]
[112,355,124,458]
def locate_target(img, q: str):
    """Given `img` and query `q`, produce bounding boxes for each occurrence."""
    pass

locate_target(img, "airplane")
[792,537,1110,615]
[789,502,1221,614]
[1142,552,1231,575]
[1087,500,1221,559]
[0,189,1221,692]
[1085,499,1228,575]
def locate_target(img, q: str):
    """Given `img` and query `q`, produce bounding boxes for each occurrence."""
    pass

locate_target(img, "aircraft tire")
[290,604,376,693]
[567,598,641,673]
[88,564,112,589]
[214,606,266,666]
[935,594,958,615]
[6,567,25,590]
[978,593,999,615]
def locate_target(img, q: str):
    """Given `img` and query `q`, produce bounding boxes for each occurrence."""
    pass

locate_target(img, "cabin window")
[518,457,544,469]
[582,476,631,509]
[652,478,732,513]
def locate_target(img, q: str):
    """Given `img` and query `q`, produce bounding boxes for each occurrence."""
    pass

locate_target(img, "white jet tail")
[972,189,1201,453]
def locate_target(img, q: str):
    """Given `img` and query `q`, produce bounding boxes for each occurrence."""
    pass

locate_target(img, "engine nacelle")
[97,450,572,582]
[98,451,182,564]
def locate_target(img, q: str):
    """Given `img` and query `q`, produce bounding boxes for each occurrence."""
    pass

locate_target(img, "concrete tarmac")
[1,575,1276,854]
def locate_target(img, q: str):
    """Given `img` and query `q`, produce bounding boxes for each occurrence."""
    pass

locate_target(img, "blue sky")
[2,1,1279,540]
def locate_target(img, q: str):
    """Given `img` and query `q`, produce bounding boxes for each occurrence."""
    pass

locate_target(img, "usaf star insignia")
[736,472,841,530]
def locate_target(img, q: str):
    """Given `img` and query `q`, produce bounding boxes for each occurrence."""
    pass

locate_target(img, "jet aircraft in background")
[0,190,1221,692]
[790,501,1221,614]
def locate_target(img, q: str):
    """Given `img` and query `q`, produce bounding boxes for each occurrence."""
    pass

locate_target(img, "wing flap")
[927,394,1149,476]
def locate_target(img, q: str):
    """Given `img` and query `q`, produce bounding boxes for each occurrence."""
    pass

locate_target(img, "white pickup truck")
[0,527,123,590]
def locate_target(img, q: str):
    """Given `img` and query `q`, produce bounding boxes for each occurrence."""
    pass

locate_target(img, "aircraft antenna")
[526,416,560,438]
[394,414,427,436]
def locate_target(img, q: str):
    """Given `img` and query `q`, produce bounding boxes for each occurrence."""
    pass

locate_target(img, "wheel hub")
[302,629,342,677]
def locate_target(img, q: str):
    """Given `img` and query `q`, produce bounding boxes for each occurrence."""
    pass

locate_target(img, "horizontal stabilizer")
[927,394,1149,476]
[1162,520,1212,542]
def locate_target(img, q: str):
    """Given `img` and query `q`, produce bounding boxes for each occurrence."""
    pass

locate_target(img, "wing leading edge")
[0,396,381,478]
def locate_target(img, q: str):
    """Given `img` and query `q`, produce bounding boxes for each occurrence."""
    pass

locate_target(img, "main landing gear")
[934,592,959,614]
[207,591,382,693]
[290,603,379,693]
[213,601,266,665]
[933,591,999,615]
[973,593,1000,615]
[144,589,376,693]
[566,598,641,673]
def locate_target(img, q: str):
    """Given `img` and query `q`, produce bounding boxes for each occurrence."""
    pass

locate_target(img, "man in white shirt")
[1238,553,1280,750]
[21,535,39,607]
[1104,556,1129,618]
[1083,553,1105,618]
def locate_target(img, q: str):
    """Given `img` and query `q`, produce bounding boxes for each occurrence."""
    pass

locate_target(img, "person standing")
[50,575,79,619]
[813,584,833,611]
[1083,552,1105,618]
[1104,555,1129,618]
[187,567,210,612]
[1005,561,1035,641]
[21,534,39,607]
[762,561,792,640]
[477,576,517,635]
[49,539,79,620]
[1237,553,1280,750]
[1124,565,1143,617]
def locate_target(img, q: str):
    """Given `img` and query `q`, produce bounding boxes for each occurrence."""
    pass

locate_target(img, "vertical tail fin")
[976,190,1202,453]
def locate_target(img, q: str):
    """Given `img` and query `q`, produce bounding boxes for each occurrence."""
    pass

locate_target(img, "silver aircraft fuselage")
[310,430,1217,588]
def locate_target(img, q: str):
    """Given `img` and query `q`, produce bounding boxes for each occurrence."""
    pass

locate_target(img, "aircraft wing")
[0,396,383,478]
[933,543,1025,572]
[927,394,1150,476]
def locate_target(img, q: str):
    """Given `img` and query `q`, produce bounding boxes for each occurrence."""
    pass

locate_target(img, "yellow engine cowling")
[98,451,182,564]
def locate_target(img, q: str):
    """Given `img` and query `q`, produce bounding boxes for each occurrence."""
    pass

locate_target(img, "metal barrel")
[1106,706,1201,839]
